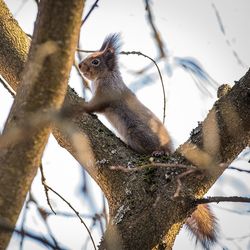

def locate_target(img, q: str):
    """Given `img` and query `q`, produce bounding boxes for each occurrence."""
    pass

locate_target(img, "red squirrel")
[77,34,218,248]
[78,33,172,154]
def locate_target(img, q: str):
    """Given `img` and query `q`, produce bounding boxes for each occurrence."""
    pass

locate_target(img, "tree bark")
[0,0,30,91]
[0,0,84,248]
[0,2,249,249]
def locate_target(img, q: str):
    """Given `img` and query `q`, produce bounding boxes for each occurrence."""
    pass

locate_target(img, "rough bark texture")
[0,2,249,249]
[0,0,84,248]
[0,0,30,91]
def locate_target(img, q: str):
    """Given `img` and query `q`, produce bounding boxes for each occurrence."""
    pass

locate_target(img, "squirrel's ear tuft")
[99,33,121,54]
[100,33,121,70]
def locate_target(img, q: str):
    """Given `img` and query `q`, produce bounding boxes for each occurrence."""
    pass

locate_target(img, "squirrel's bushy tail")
[185,204,218,249]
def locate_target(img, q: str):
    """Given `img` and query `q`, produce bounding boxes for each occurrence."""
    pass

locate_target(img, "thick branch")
[0,0,84,248]
[179,72,250,165]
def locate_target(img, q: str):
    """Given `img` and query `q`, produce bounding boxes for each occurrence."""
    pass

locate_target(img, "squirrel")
[77,33,218,248]
[78,33,172,155]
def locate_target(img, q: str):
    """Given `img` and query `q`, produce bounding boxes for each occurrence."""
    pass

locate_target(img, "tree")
[0,0,84,248]
[0,1,249,250]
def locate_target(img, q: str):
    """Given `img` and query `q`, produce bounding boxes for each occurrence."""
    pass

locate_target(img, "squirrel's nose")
[78,62,83,70]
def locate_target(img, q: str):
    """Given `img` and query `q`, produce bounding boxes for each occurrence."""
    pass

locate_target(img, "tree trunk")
[0,0,84,248]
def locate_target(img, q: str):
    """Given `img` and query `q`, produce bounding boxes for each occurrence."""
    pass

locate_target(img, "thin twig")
[195,196,250,205]
[81,0,99,26]
[76,49,95,53]
[29,193,61,249]
[37,207,61,249]
[211,2,246,68]
[120,50,166,124]
[228,166,250,174]
[215,204,250,215]
[39,162,97,249]
[0,219,64,250]
[42,210,96,219]
[0,76,16,97]
[40,164,56,215]
[13,0,29,17]
[102,194,108,227]
[110,162,196,172]
[43,183,97,250]
[144,0,166,58]
[19,195,30,250]
[82,221,95,250]
[25,33,33,39]
[98,214,105,236]
[225,233,250,241]
[173,168,197,197]
[127,56,162,75]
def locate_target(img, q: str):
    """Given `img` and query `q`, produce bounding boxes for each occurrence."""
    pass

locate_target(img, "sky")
[1,0,250,250]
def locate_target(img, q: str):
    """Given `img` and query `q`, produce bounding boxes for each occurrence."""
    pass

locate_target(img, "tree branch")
[0,219,66,250]
[228,166,250,174]
[0,75,16,97]
[195,196,250,205]
[0,0,84,248]
[144,0,166,58]
[41,180,97,250]
[81,0,99,26]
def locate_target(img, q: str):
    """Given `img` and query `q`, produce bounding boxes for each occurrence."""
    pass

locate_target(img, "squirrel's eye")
[91,59,100,66]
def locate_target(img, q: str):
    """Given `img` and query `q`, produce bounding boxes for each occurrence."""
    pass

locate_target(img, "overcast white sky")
[1,1,250,250]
